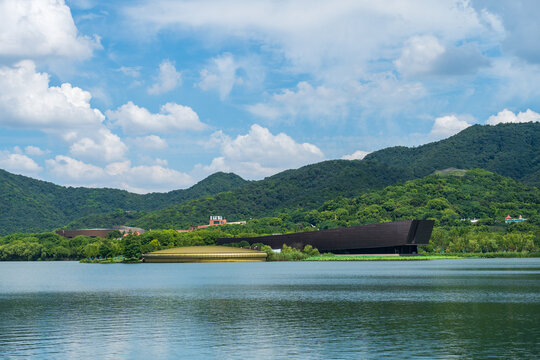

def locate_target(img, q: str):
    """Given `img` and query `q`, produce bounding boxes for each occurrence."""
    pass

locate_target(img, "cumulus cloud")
[0,0,100,60]
[134,135,168,150]
[0,61,128,164]
[429,115,473,138]
[247,81,349,120]
[248,76,425,121]
[45,155,194,193]
[25,146,49,156]
[0,151,42,176]
[486,109,540,125]
[195,124,324,179]
[125,0,494,79]
[69,128,128,163]
[198,53,238,99]
[122,165,193,193]
[394,35,445,77]
[124,0,507,122]
[0,61,105,129]
[395,35,489,77]
[341,150,369,161]
[107,101,206,134]
[147,60,182,95]
[46,155,106,182]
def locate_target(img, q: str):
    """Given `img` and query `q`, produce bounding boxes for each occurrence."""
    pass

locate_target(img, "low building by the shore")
[56,226,146,239]
[142,246,267,263]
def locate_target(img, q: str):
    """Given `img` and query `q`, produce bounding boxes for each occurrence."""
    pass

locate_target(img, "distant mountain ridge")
[0,123,538,234]
[0,171,247,234]
[66,123,540,230]
[66,160,412,230]
[365,122,540,186]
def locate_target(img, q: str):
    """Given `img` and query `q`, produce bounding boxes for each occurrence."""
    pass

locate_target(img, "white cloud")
[134,135,168,150]
[107,101,206,134]
[0,151,42,176]
[429,115,472,138]
[248,76,425,121]
[0,60,128,163]
[0,61,105,130]
[45,155,194,193]
[105,160,131,176]
[117,66,141,78]
[486,109,540,125]
[147,60,182,95]
[0,0,100,60]
[25,146,49,156]
[342,150,369,161]
[123,165,193,193]
[395,35,489,77]
[247,81,349,120]
[46,155,106,182]
[125,0,495,80]
[69,128,128,163]
[0,61,131,164]
[195,124,324,179]
[197,53,242,99]
[394,35,445,77]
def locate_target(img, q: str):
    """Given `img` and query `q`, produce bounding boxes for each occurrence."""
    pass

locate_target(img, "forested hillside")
[67,160,411,229]
[365,123,540,185]
[0,171,247,234]
[299,169,539,228]
[2,169,539,261]
[1,123,538,234]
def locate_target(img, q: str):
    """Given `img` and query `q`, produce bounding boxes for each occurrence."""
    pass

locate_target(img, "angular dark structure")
[217,220,434,255]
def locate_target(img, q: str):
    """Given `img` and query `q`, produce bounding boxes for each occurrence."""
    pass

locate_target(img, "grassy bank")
[306,252,540,261]
[305,255,461,261]
[422,252,540,258]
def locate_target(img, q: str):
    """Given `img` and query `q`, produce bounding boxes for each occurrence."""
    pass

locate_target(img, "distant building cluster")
[56,226,145,239]
[177,216,246,233]
[459,215,529,225]
[56,216,246,238]
[505,215,527,224]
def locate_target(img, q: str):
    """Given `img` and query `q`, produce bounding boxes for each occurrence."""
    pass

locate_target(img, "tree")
[123,236,142,259]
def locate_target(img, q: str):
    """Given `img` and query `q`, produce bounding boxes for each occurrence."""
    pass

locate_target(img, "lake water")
[0,259,539,359]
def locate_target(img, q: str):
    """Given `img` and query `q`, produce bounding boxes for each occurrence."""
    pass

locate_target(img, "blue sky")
[0,0,539,193]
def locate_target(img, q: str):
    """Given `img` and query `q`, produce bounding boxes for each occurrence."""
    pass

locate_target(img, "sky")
[0,0,539,193]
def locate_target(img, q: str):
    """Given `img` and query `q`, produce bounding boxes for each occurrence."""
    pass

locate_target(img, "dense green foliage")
[365,123,540,186]
[115,160,410,230]
[0,171,247,234]
[295,169,539,229]
[2,169,538,261]
[68,123,540,231]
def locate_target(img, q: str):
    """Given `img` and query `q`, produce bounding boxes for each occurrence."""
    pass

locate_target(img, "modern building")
[217,220,434,255]
[209,216,227,226]
[142,246,267,263]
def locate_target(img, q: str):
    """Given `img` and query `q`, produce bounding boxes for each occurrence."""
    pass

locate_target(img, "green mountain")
[305,168,539,228]
[1,122,538,235]
[0,171,247,235]
[3,169,538,262]
[365,123,540,185]
[69,160,410,230]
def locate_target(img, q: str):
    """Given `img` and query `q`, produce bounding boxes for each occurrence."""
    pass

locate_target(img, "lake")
[1,259,539,359]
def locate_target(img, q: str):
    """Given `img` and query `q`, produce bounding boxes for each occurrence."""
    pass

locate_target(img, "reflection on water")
[1,259,539,359]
